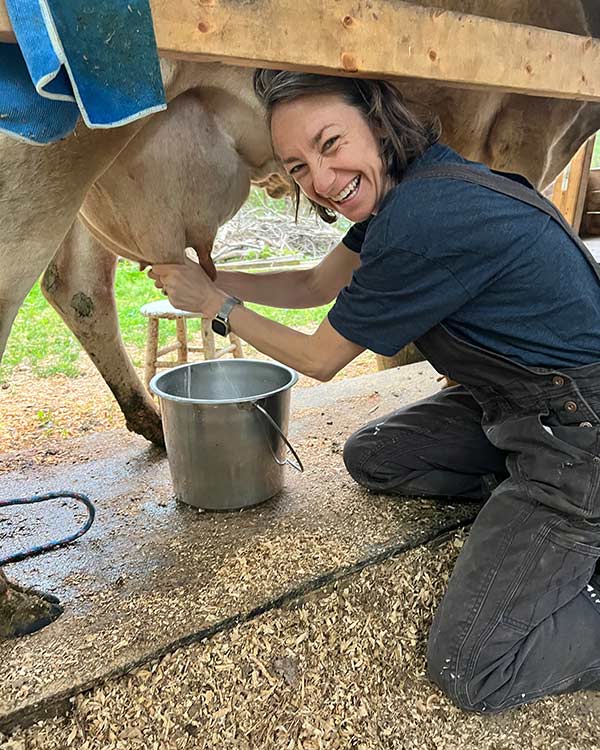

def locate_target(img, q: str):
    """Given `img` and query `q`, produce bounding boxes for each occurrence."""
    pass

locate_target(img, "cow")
[2,0,600,637]
[0,568,62,638]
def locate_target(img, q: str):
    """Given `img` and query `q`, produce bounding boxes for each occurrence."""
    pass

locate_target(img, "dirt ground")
[2,354,600,749]
[0,343,379,457]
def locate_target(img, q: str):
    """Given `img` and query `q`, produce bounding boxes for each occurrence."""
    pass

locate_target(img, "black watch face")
[211,318,228,337]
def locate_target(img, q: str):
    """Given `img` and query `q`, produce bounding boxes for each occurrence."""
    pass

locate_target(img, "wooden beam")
[2,0,600,102]
[552,135,596,232]
[0,0,11,43]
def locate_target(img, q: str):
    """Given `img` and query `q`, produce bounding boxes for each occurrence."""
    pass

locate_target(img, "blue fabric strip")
[1,0,166,143]
[0,43,79,143]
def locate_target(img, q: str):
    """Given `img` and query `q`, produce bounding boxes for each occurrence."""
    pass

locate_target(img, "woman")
[149,71,600,713]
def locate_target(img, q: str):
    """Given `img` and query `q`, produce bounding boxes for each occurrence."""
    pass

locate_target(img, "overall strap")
[402,164,600,283]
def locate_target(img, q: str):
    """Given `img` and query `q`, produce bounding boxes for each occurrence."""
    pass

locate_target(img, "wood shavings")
[6,532,600,750]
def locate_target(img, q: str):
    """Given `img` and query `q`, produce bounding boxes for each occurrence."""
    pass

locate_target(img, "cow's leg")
[42,219,164,446]
[0,117,150,363]
[482,96,600,188]
[0,568,62,639]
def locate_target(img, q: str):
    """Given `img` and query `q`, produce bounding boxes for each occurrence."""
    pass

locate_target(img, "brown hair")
[253,70,441,223]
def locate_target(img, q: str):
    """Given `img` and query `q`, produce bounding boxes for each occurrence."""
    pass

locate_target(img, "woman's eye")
[322,136,339,151]
[289,164,303,176]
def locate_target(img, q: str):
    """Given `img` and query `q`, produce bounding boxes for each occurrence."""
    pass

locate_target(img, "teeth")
[332,177,359,202]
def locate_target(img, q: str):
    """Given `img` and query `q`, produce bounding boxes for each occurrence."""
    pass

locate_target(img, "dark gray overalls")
[343,164,600,712]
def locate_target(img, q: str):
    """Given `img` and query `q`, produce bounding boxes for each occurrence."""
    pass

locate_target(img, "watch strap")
[214,295,241,325]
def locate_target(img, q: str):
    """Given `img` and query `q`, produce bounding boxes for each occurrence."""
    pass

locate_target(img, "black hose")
[0,491,95,565]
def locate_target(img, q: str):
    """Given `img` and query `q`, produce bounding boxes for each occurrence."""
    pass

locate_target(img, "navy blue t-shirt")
[328,143,600,367]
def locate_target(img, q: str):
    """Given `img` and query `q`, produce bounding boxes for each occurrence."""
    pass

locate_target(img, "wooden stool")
[140,299,244,386]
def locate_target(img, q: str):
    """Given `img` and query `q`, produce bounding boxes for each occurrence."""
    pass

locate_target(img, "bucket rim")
[148,358,299,405]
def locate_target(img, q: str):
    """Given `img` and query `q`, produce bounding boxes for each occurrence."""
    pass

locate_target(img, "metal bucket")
[150,359,303,510]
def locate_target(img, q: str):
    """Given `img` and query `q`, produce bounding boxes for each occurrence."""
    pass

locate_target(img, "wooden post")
[144,318,160,386]
[230,333,244,359]
[551,135,596,232]
[201,318,216,359]
[175,317,188,364]
[375,343,424,371]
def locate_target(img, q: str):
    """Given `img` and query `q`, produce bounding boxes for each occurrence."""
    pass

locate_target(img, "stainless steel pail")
[150,359,302,510]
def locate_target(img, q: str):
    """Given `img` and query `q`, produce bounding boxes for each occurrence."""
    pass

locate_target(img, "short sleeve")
[341,218,372,253]
[328,241,472,356]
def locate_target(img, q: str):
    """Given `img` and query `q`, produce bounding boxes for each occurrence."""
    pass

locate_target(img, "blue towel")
[0,0,166,144]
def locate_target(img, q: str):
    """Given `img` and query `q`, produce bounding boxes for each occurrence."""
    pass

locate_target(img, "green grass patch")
[0,285,82,380]
[246,302,332,329]
[0,260,330,382]
[593,134,600,169]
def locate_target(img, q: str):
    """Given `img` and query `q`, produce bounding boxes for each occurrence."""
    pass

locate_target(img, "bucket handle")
[253,402,304,473]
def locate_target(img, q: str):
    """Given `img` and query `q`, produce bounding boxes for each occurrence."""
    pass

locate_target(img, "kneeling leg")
[428,464,600,712]
[343,386,507,500]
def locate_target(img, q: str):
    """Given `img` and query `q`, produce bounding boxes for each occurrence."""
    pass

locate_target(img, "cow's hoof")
[120,393,165,447]
[0,581,63,639]
[126,414,165,448]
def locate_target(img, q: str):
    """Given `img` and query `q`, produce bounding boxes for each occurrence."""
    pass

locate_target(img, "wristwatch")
[211,295,242,336]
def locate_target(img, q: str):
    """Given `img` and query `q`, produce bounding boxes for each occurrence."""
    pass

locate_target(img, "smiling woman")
[271,94,390,224]
[149,69,600,715]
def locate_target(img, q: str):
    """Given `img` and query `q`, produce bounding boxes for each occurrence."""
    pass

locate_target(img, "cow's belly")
[78,201,144,264]
[77,91,256,266]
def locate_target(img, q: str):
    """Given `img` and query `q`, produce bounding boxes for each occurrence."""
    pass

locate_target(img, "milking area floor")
[1,363,599,749]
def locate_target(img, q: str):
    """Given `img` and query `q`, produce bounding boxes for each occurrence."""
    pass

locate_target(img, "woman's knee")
[342,424,411,491]
[426,633,484,713]
[342,428,377,487]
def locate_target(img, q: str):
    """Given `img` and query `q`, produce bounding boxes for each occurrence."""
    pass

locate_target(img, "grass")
[593,136,600,169]
[0,260,331,383]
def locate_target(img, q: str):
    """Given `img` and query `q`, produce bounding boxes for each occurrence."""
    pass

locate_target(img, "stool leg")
[201,318,216,359]
[145,318,159,386]
[230,332,244,358]
[176,317,188,363]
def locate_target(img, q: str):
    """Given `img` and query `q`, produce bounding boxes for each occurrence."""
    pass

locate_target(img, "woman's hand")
[148,256,226,318]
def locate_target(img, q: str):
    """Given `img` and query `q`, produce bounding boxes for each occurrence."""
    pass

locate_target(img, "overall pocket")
[503,516,600,632]
[538,410,600,459]
[496,413,600,517]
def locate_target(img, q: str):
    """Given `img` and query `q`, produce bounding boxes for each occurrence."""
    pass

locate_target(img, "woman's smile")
[329,175,361,204]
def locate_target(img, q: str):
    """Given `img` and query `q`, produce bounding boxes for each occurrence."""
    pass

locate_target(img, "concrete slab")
[0,363,479,732]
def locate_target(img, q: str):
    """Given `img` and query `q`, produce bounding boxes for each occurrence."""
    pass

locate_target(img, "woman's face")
[271,93,389,222]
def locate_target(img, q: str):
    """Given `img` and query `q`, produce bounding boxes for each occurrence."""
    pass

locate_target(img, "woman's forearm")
[215,268,325,309]
[228,303,320,376]
[147,260,363,381]
[226,302,363,382]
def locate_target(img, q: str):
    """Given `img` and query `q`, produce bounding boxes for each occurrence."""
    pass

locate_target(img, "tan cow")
[0,61,281,445]
[2,0,600,636]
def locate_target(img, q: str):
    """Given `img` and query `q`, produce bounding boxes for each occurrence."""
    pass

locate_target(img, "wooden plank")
[376,344,425,371]
[0,0,10,42]
[2,1,600,102]
[580,168,600,236]
[551,135,596,231]
[583,168,600,214]
[215,256,306,271]
[152,0,600,102]
[581,213,600,236]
